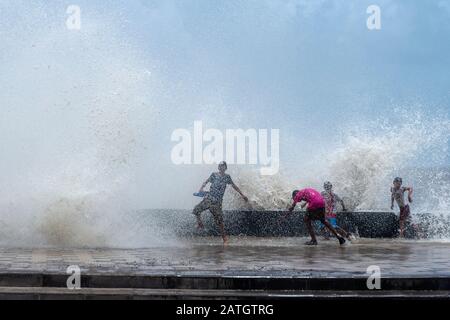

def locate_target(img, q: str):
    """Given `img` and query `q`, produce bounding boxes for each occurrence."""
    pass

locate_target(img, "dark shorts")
[400,205,411,221]
[306,207,326,222]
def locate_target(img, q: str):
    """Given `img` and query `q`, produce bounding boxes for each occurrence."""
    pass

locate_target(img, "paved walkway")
[1,238,449,277]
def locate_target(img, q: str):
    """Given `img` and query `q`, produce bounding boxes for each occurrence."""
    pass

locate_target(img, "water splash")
[327,111,450,212]
[223,111,450,221]
[224,168,296,210]
[1,2,450,247]
[0,1,159,248]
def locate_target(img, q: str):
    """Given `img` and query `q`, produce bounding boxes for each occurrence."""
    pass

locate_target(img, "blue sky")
[108,0,450,164]
[120,0,450,112]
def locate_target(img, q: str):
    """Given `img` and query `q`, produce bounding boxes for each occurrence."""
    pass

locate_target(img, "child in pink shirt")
[285,188,346,246]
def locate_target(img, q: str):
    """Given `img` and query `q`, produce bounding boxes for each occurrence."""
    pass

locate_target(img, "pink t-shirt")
[293,188,325,210]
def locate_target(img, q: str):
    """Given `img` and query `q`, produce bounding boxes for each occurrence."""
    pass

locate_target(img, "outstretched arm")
[405,187,414,203]
[334,194,347,211]
[287,201,297,214]
[283,200,300,219]
[285,192,302,218]
[231,183,248,202]
[199,176,212,193]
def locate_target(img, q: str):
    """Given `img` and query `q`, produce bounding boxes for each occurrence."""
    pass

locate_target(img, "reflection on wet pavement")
[0,237,449,277]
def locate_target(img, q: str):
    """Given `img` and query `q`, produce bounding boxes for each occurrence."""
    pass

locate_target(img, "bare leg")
[322,220,345,243]
[304,215,317,244]
[213,213,227,244]
[218,221,228,245]
[212,207,228,245]
[399,218,405,238]
[399,206,411,238]
[336,226,350,239]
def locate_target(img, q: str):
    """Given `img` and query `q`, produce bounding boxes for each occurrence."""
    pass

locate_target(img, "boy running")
[193,161,248,245]
[391,177,413,238]
[285,188,346,246]
[320,182,352,240]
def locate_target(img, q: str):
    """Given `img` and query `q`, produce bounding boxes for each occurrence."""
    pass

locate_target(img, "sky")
[1,0,449,209]
[89,0,450,163]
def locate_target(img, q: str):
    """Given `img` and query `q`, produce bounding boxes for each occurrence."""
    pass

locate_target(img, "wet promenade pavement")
[1,237,449,278]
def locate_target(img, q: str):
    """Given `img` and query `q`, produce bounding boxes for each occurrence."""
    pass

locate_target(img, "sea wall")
[143,210,403,238]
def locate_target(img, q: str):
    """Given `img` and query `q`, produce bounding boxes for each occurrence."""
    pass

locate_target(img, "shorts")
[327,217,338,228]
[193,198,224,224]
[306,207,326,223]
[399,205,411,221]
[315,217,338,229]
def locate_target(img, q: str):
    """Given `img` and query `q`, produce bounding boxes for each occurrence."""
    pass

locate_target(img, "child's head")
[218,161,227,173]
[393,177,403,188]
[324,181,333,192]
[292,190,299,200]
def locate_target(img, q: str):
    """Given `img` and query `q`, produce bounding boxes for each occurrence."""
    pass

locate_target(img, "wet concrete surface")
[0,237,449,278]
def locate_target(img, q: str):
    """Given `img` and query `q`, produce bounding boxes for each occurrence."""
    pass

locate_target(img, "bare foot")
[222,236,229,246]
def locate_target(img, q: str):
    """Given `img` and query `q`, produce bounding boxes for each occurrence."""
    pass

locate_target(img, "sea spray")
[224,168,296,210]
[1,2,450,246]
[0,1,160,248]
[222,111,450,220]
[327,111,450,212]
